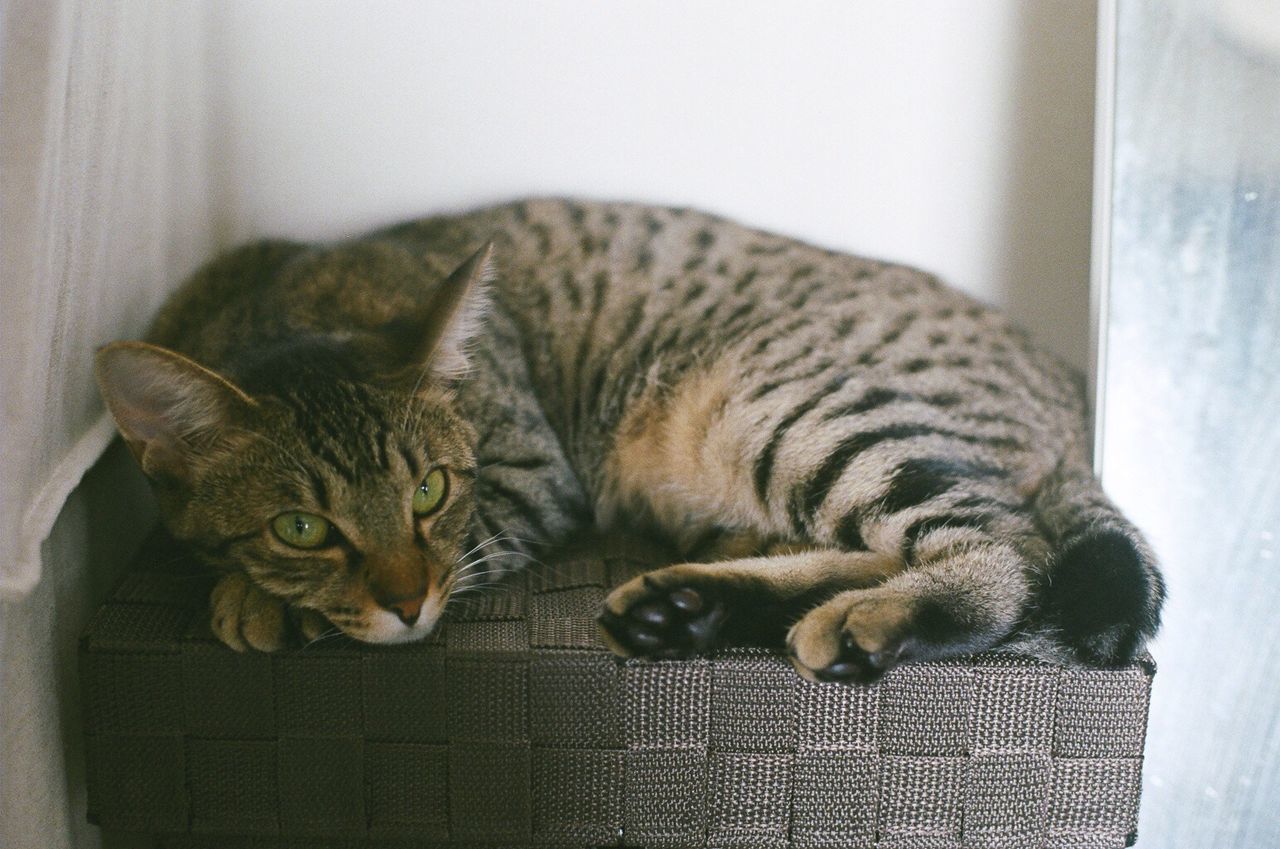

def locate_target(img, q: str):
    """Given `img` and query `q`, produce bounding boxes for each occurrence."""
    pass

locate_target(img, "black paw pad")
[598,582,728,659]
[812,633,903,684]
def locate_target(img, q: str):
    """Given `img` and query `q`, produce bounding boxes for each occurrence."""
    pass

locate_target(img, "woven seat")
[80,533,1154,849]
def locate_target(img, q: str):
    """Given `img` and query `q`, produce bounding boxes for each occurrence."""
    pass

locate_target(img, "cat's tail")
[1029,455,1165,665]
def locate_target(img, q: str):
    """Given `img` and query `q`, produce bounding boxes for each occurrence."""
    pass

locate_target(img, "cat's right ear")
[382,242,496,388]
[94,341,256,481]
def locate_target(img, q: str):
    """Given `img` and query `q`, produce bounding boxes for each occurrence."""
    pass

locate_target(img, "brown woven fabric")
[81,534,1154,848]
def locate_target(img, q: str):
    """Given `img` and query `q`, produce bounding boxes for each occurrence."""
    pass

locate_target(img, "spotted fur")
[96,199,1163,676]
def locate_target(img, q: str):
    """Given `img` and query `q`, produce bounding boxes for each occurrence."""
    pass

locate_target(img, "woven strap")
[81,533,1153,848]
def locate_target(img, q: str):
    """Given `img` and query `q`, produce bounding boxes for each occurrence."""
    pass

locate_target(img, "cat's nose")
[384,593,427,627]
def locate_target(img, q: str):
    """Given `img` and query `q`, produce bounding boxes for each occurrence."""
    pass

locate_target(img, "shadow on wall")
[203,1,1097,370]
[996,1,1097,372]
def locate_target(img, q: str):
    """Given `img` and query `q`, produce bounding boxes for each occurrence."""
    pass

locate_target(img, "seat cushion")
[80,532,1154,848]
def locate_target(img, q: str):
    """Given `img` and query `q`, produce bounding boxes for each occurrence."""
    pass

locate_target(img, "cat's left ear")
[94,341,257,481]
[384,241,495,386]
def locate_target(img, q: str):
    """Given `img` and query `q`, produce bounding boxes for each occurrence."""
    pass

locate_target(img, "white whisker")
[455,530,517,563]
[459,549,530,570]
[302,627,343,650]
[452,575,514,592]
[454,567,514,584]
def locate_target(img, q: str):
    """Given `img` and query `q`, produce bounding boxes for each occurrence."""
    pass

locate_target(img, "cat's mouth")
[341,591,449,644]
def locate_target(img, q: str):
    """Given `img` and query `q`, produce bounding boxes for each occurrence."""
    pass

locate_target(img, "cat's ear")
[384,241,495,386]
[94,341,256,481]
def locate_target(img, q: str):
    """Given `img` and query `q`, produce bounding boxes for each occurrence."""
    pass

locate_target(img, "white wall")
[210,0,1096,367]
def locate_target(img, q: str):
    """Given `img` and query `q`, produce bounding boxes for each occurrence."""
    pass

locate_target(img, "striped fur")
[96,199,1163,675]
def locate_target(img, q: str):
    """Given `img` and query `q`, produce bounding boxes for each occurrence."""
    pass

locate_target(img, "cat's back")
[146,198,1085,467]
[422,200,1086,487]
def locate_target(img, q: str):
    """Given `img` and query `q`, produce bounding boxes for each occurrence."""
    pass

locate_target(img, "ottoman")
[80,533,1155,848]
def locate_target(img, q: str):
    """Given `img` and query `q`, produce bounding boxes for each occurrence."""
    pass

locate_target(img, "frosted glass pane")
[1100,1,1280,846]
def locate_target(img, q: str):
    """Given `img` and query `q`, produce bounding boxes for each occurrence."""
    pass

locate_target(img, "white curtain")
[1,3,216,847]
[0,0,215,598]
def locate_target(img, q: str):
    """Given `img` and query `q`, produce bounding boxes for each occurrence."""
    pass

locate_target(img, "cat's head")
[94,245,494,646]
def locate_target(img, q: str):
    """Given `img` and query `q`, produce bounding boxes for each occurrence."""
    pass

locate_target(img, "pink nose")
[384,594,426,627]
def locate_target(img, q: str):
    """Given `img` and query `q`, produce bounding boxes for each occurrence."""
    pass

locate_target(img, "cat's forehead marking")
[398,443,425,479]
[304,466,331,512]
[277,380,405,485]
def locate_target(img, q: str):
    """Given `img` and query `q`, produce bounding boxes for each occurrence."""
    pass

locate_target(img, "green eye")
[271,512,331,548]
[413,468,448,516]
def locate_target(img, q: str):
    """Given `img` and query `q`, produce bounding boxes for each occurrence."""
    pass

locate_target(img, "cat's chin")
[351,596,446,645]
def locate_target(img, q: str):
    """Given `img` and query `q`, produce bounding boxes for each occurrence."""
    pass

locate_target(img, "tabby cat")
[95,199,1163,681]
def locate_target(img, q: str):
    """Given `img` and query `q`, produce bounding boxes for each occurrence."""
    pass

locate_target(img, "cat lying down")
[95,200,1164,683]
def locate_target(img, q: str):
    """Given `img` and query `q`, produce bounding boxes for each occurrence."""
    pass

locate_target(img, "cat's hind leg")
[598,549,902,659]
[786,537,1031,683]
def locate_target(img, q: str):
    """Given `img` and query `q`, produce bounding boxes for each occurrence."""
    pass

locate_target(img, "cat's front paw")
[209,572,325,652]
[786,588,916,684]
[598,566,729,659]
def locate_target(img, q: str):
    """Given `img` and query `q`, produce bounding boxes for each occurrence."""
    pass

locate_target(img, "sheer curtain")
[1,2,216,846]
[0,0,214,597]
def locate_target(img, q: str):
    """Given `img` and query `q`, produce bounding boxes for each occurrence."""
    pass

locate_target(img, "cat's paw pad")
[598,568,728,659]
[210,572,290,652]
[787,589,914,684]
